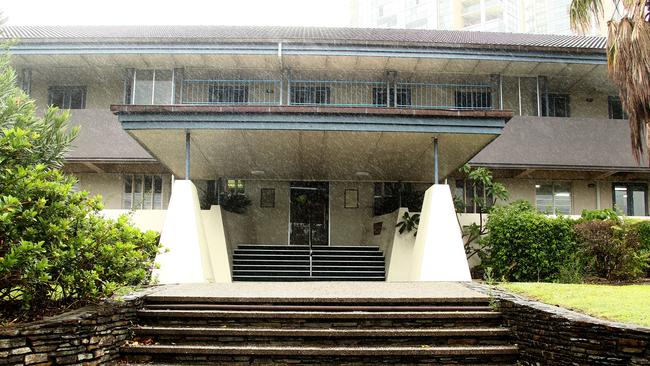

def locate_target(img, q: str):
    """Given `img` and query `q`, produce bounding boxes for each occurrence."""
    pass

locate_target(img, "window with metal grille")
[48,86,86,109]
[209,85,249,104]
[122,175,164,210]
[541,94,570,117]
[290,85,331,105]
[454,91,492,109]
[372,87,412,107]
[454,179,493,213]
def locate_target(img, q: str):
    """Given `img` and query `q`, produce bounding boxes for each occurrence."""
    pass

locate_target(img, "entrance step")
[232,244,387,282]
[119,296,518,365]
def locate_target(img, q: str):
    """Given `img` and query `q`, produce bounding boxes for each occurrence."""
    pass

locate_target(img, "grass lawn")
[500,282,650,327]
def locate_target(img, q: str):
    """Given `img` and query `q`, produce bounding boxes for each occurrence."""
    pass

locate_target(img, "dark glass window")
[613,183,648,216]
[608,96,628,119]
[209,85,248,104]
[541,94,570,117]
[290,85,331,105]
[372,87,412,107]
[122,175,163,210]
[454,91,492,109]
[373,182,423,216]
[48,86,86,109]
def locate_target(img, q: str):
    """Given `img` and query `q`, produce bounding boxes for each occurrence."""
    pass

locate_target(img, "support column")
[433,137,439,184]
[185,130,190,180]
[20,68,32,95]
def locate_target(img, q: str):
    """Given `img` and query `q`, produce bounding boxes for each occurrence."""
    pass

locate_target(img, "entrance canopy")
[114,105,510,181]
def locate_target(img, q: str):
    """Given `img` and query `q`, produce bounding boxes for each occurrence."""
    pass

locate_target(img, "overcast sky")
[2,0,354,26]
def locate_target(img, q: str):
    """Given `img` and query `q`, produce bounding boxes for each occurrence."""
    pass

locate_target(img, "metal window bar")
[182,79,280,105]
[288,80,388,107]
[395,82,493,110]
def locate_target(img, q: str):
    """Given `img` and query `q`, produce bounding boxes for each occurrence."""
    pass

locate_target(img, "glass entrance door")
[289,181,329,246]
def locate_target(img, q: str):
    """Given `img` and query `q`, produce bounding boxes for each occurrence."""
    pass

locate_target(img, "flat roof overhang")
[112,105,512,181]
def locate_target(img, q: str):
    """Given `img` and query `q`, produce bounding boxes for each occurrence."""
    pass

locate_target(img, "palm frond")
[570,0,604,32]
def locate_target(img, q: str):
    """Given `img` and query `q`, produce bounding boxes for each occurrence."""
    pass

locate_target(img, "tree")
[0,51,159,322]
[570,0,650,163]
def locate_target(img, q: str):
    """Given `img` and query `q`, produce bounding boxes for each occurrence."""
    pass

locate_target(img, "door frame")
[287,181,330,246]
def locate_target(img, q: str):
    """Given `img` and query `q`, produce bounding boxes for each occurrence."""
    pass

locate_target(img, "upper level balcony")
[125,69,497,111]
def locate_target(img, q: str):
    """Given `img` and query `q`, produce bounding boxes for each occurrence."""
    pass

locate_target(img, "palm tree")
[570,0,650,163]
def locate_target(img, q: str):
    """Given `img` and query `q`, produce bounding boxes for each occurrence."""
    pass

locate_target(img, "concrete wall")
[75,173,172,210]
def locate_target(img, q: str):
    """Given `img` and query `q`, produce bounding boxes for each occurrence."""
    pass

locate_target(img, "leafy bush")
[580,208,621,222]
[479,201,577,282]
[632,220,650,277]
[574,220,648,281]
[0,52,159,320]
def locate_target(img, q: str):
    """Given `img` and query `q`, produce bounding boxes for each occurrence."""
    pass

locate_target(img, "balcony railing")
[181,79,281,105]
[288,80,388,107]
[150,78,495,110]
[396,82,493,110]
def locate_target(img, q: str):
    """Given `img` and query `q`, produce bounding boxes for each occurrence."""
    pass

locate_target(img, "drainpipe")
[433,137,439,185]
[185,130,191,180]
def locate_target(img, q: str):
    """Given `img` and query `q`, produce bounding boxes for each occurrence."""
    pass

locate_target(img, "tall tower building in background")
[351,0,606,35]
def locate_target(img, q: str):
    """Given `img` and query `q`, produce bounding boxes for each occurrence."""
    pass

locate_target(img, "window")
[372,87,412,107]
[290,85,331,105]
[541,94,570,117]
[209,85,248,104]
[373,182,423,216]
[225,179,245,195]
[48,86,86,109]
[132,69,173,105]
[535,182,572,215]
[122,175,163,210]
[454,179,493,213]
[455,91,492,109]
[613,183,648,216]
[608,96,628,119]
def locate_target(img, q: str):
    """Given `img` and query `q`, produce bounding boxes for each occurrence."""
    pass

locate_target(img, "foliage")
[219,192,252,214]
[0,52,160,321]
[631,220,650,276]
[456,164,509,261]
[395,211,420,236]
[574,220,648,280]
[580,208,621,222]
[570,0,650,163]
[479,200,577,282]
[501,283,650,327]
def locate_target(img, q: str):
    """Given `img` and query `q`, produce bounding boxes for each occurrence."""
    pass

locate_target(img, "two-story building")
[4,26,646,283]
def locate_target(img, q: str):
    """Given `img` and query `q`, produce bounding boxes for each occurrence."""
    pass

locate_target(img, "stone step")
[136,309,502,328]
[120,344,519,364]
[234,249,384,256]
[143,295,491,306]
[232,270,385,277]
[237,244,381,251]
[132,326,512,346]
[231,275,385,282]
[142,304,495,312]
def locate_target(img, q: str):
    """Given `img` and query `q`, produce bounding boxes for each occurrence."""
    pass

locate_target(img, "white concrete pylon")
[153,180,214,284]
[410,184,472,281]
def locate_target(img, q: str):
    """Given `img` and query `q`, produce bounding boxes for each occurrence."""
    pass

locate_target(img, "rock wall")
[0,295,144,365]
[469,283,650,365]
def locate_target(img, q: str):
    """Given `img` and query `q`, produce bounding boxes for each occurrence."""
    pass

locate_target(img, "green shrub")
[0,52,160,320]
[634,221,650,277]
[479,201,577,282]
[574,220,648,281]
[580,208,621,222]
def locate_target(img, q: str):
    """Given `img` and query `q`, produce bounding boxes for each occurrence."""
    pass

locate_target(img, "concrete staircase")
[120,296,519,365]
[232,245,386,281]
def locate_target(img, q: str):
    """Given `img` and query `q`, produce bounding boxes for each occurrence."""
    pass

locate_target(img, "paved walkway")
[146,282,486,302]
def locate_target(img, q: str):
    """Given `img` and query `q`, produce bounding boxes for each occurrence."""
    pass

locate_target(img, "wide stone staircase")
[120,295,519,365]
[232,244,386,281]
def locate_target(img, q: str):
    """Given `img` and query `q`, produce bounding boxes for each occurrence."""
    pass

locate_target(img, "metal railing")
[173,79,494,110]
[396,82,493,109]
[288,80,388,107]
[181,79,281,105]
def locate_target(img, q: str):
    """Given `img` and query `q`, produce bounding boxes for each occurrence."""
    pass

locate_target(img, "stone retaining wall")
[469,283,650,365]
[0,292,146,365]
